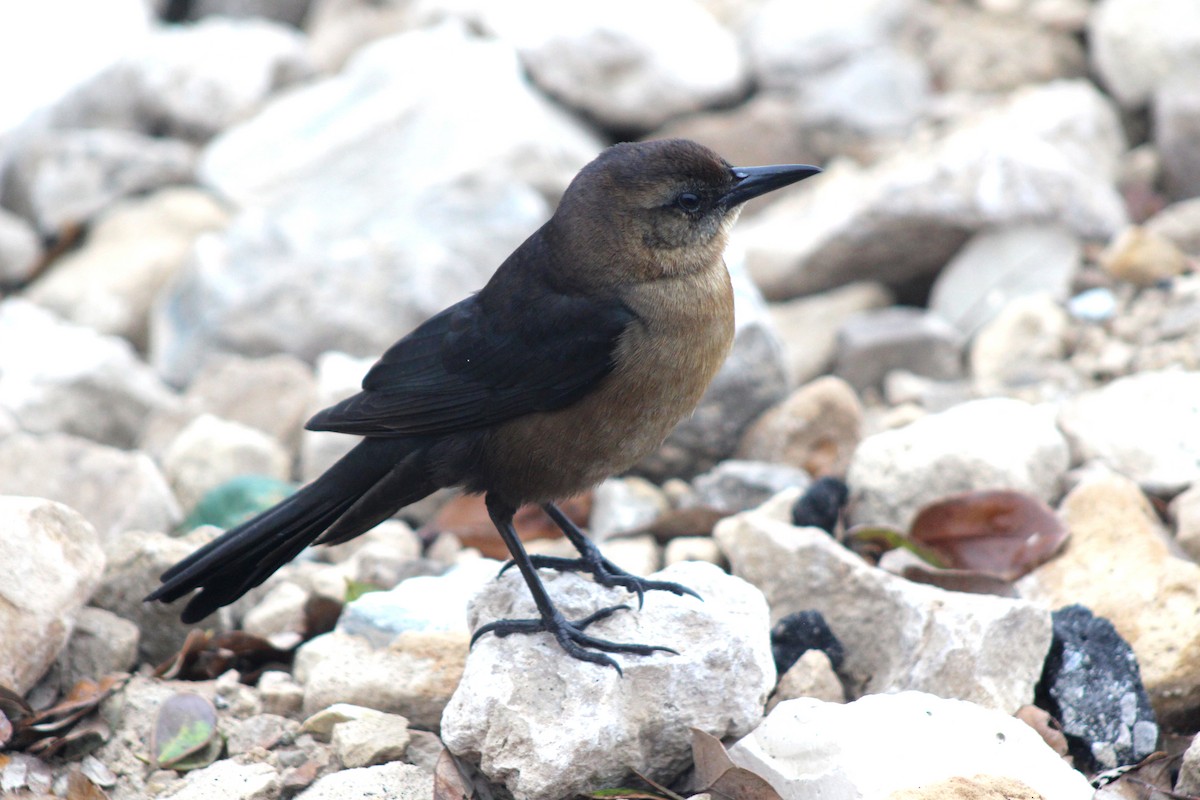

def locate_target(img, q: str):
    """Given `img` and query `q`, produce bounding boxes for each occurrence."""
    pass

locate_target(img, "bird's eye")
[674,192,702,213]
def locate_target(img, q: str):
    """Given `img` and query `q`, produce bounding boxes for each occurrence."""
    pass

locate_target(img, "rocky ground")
[2,0,1200,798]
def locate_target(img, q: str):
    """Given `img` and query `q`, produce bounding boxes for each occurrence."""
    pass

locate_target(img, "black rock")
[791,476,849,534]
[770,609,845,675]
[1036,604,1158,772]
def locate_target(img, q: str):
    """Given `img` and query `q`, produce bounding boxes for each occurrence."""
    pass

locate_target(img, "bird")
[146,138,821,671]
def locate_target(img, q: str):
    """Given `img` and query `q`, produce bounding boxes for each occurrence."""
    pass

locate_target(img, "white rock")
[768,282,894,385]
[4,129,196,235]
[0,207,40,284]
[416,0,745,130]
[768,649,845,711]
[153,22,602,385]
[0,299,178,448]
[589,477,671,540]
[1057,370,1200,495]
[929,223,1081,338]
[49,16,314,142]
[1089,0,1200,108]
[847,397,1068,529]
[241,581,309,640]
[0,497,105,693]
[728,692,1093,800]
[971,293,1071,389]
[1173,484,1200,562]
[331,712,412,768]
[716,493,1052,712]
[258,670,305,717]
[26,187,228,347]
[441,561,774,800]
[737,375,863,479]
[300,352,373,481]
[664,536,723,567]
[162,414,291,511]
[0,0,151,134]
[294,762,432,800]
[294,629,467,731]
[0,432,181,549]
[161,759,281,800]
[740,81,1127,300]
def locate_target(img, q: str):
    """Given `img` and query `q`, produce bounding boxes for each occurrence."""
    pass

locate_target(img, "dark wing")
[306,288,636,437]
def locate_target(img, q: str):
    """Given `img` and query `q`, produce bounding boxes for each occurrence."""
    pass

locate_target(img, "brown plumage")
[146,139,820,671]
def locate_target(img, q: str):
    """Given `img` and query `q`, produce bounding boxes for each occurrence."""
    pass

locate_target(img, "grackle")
[146,139,820,672]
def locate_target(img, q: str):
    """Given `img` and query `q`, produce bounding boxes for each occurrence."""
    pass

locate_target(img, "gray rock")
[226,713,301,757]
[25,187,229,347]
[183,353,317,456]
[739,81,1126,300]
[49,16,314,142]
[929,224,1081,338]
[636,257,789,480]
[768,281,894,386]
[0,433,181,549]
[729,693,1093,800]
[0,497,105,694]
[970,293,1071,390]
[417,0,747,131]
[91,528,233,664]
[442,561,774,800]
[1180,732,1200,795]
[258,670,305,717]
[3,128,195,235]
[692,460,810,513]
[161,760,281,800]
[153,22,602,385]
[737,376,863,479]
[162,414,291,512]
[294,762,432,800]
[300,352,373,481]
[1155,81,1200,201]
[913,3,1085,93]
[0,299,178,448]
[588,477,671,540]
[1089,0,1200,109]
[1145,197,1200,255]
[717,492,1053,712]
[58,607,139,690]
[1057,370,1200,495]
[833,307,965,392]
[0,206,39,285]
[846,397,1068,529]
[190,0,313,27]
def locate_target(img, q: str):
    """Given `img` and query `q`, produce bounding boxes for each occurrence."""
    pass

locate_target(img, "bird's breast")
[478,264,735,505]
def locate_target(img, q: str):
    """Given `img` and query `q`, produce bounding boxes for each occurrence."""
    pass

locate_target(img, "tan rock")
[1018,473,1200,725]
[768,649,845,712]
[1100,225,1189,287]
[738,376,863,477]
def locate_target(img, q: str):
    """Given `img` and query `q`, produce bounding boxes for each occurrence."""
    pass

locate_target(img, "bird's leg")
[473,494,676,673]
[499,502,701,609]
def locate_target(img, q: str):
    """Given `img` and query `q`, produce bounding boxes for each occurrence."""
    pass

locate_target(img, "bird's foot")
[499,552,700,609]
[470,604,676,674]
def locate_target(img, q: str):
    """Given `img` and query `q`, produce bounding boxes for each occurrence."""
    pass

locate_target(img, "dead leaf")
[26,717,111,760]
[151,693,221,771]
[1092,753,1183,800]
[708,767,783,800]
[65,769,110,800]
[154,630,292,683]
[687,729,783,800]
[689,729,735,791]
[909,490,1067,580]
[1014,706,1070,763]
[433,748,473,800]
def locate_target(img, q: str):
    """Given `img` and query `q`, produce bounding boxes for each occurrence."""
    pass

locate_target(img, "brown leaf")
[303,595,343,639]
[66,770,111,800]
[154,629,211,680]
[708,767,783,800]
[155,630,292,683]
[909,490,1067,580]
[1093,753,1182,800]
[1014,705,1070,762]
[26,717,111,760]
[0,683,33,725]
[689,728,735,791]
[433,748,473,800]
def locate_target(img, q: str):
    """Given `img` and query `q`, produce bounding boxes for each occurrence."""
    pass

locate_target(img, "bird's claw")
[470,603,677,675]
[497,554,702,609]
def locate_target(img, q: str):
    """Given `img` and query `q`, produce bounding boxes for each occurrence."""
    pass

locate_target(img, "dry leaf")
[688,729,783,800]
[433,748,473,800]
[65,769,110,800]
[1014,705,1070,763]
[909,490,1067,580]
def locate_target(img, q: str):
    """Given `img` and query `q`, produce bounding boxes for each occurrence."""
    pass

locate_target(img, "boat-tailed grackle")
[146,139,821,672]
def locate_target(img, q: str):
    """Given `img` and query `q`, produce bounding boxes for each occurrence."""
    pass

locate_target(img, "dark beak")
[720,163,822,208]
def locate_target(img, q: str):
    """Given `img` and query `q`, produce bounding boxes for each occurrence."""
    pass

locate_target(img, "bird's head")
[551,139,821,284]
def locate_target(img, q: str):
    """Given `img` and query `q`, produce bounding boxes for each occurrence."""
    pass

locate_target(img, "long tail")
[146,437,438,623]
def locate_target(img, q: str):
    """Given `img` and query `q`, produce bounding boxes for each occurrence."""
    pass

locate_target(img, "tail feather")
[145,438,433,623]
